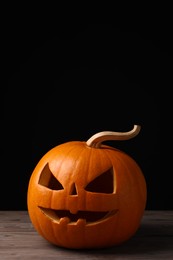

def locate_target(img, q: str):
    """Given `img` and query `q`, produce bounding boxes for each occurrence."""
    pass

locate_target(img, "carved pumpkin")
[27,125,147,249]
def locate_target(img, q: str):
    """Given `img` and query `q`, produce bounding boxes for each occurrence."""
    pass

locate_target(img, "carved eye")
[85,167,114,194]
[38,163,64,190]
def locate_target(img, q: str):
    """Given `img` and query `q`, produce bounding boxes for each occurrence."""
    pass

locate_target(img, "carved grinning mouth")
[39,206,118,225]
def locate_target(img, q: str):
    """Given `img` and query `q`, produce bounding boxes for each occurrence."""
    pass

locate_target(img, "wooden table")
[0,211,173,259]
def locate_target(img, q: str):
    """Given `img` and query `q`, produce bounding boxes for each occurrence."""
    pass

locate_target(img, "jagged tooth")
[59,217,70,225]
[76,218,86,226]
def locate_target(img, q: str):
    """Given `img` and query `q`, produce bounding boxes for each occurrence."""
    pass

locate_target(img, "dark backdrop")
[4,23,172,210]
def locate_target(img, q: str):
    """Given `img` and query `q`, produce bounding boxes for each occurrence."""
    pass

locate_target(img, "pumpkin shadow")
[55,223,173,258]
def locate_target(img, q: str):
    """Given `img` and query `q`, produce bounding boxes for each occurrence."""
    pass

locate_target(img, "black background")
[4,23,172,210]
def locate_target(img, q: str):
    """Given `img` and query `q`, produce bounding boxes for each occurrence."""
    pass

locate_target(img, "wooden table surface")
[0,210,173,259]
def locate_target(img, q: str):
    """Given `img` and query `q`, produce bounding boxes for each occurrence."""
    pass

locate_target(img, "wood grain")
[0,211,173,259]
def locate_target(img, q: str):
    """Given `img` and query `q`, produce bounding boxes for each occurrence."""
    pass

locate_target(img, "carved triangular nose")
[70,183,77,195]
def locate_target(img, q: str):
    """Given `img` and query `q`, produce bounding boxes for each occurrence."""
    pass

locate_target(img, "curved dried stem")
[86,125,141,148]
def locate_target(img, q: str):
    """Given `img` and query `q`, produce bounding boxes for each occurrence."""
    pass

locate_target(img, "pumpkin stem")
[86,125,141,148]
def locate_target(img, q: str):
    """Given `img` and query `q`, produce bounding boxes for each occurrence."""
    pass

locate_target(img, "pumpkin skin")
[27,139,147,249]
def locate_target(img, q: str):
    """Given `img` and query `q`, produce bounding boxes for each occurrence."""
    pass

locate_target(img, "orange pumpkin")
[27,125,147,249]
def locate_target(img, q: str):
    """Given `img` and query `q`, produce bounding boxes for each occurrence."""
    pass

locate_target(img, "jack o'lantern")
[27,125,147,249]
